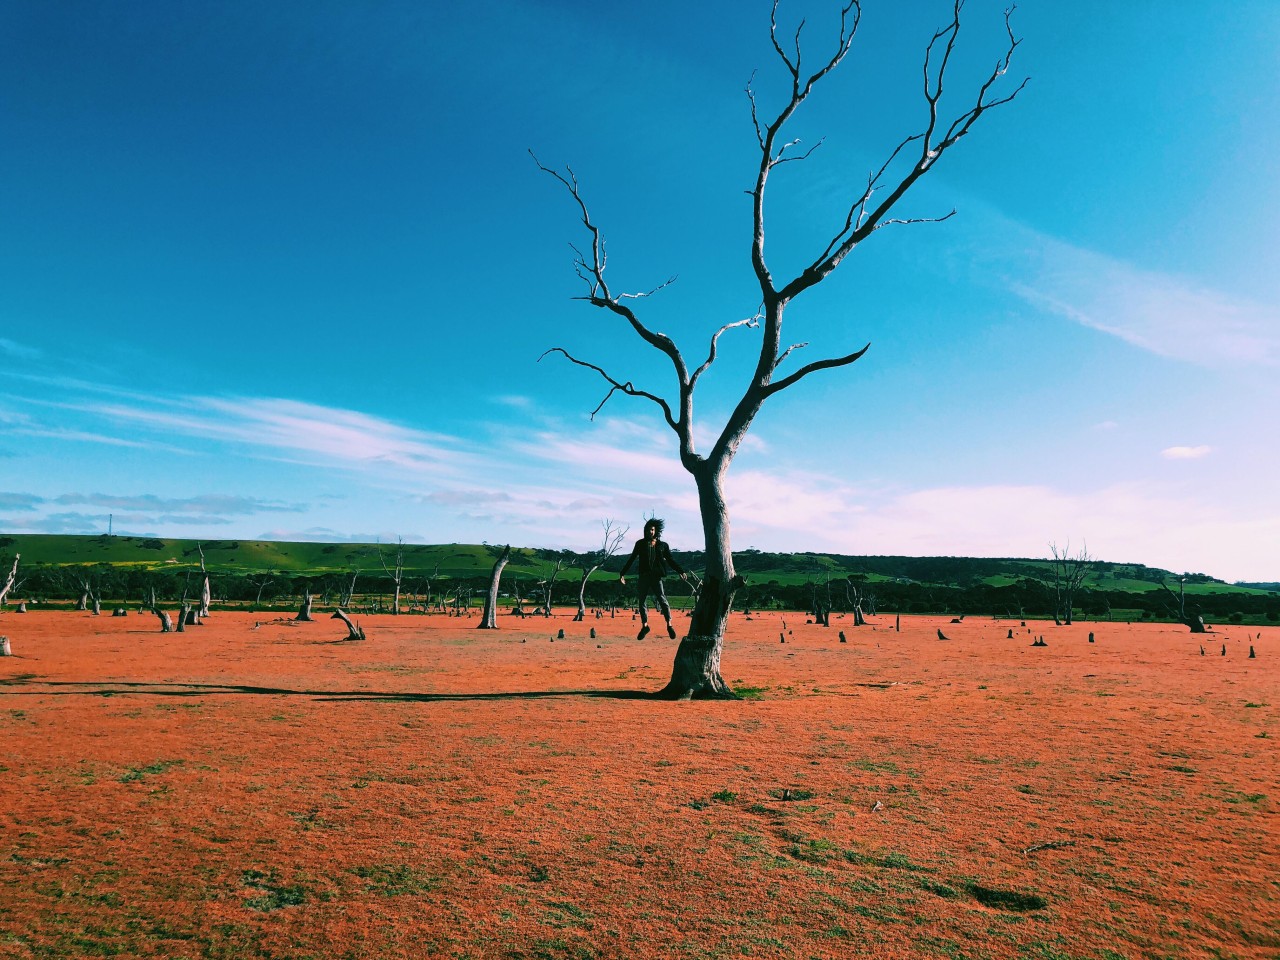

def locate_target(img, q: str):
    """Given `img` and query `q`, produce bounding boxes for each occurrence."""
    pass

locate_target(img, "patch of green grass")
[350,863,442,896]
[119,759,183,783]
[1169,765,1197,775]
[842,847,925,871]
[710,789,737,803]
[769,787,814,801]
[967,881,1047,912]
[919,878,960,899]
[734,686,769,700]
[241,869,307,911]
[1223,791,1266,805]
[787,838,835,863]
[542,901,593,931]
[852,758,901,774]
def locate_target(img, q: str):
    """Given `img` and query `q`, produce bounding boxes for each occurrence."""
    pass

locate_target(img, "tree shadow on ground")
[0,677,657,701]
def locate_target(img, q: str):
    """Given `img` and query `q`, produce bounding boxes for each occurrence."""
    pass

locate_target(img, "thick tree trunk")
[297,591,314,622]
[658,472,740,700]
[199,575,211,618]
[478,545,511,630]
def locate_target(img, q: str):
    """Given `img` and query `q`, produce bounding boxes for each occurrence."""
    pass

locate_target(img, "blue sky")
[2,1,1278,582]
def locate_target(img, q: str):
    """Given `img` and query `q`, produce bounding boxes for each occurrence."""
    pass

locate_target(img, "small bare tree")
[478,545,511,630]
[196,543,212,618]
[1049,541,1092,626]
[538,556,567,617]
[339,565,360,609]
[573,519,629,621]
[537,1,1024,697]
[1159,577,1208,634]
[0,554,20,609]
[249,573,275,611]
[148,585,172,633]
[378,537,407,615]
[296,585,315,622]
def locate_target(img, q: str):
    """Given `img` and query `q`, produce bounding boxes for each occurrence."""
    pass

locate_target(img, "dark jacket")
[619,537,684,580]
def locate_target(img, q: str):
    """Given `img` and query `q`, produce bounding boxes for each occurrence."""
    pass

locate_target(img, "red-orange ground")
[0,609,1276,959]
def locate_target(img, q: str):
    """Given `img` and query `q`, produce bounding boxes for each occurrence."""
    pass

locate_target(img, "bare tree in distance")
[196,543,212,618]
[378,537,407,615]
[1159,577,1208,634]
[536,1,1026,698]
[1048,541,1092,626]
[478,545,511,629]
[538,556,567,617]
[0,554,20,609]
[573,520,629,621]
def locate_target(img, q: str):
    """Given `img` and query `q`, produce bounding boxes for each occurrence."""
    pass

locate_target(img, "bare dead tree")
[1049,541,1092,625]
[197,543,212,618]
[340,565,360,608]
[0,554,20,609]
[536,2,1024,698]
[1159,577,1208,633]
[249,573,275,611]
[378,537,407,615]
[845,577,868,626]
[296,586,315,622]
[148,585,172,633]
[331,608,366,641]
[573,519,629,621]
[478,545,511,629]
[538,557,567,617]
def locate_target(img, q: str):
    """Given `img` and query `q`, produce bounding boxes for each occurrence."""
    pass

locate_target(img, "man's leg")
[636,583,651,639]
[653,580,677,639]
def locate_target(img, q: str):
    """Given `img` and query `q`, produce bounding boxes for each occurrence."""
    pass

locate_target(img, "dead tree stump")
[331,608,365,641]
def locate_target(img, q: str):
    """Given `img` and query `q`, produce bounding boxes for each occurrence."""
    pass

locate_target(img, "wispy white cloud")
[53,493,304,515]
[0,338,40,361]
[0,492,45,512]
[26,389,474,477]
[1004,227,1280,368]
[1161,445,1211,460]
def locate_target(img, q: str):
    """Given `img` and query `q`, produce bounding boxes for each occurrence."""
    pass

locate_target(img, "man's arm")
[661,542,686,577]
[618,541,639,578]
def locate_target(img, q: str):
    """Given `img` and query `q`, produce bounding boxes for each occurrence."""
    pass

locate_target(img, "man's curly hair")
[644,517,665,537]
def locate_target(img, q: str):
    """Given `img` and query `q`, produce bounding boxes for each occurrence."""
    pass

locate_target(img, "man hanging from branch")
[618,519,688,641]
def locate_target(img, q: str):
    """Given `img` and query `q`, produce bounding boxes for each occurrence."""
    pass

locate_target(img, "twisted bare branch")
[539,348,677,430]
[771,3,1025,303]
[774,340,808,371]
[690,314,762,391]
[764,342,870,397]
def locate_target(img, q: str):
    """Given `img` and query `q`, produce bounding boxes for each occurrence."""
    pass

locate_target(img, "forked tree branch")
[764,341,870,396]
[531,151,691,384]
[690,314,762,391]
[759,3,1026,304]
[539,347,678,430]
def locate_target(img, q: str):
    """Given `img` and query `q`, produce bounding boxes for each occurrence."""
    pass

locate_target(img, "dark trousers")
[636,576,671,625]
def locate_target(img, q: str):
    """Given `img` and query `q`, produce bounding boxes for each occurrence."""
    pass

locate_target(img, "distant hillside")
[2,533,1276,623]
